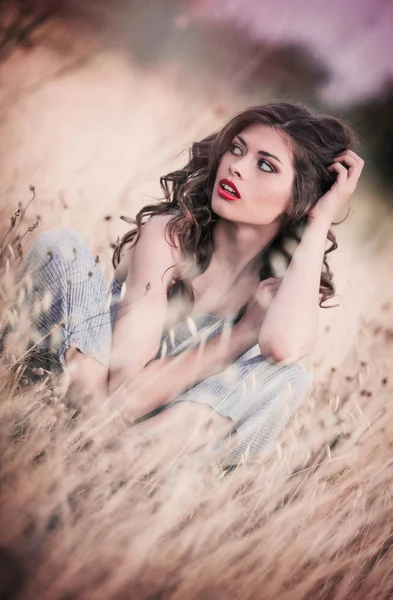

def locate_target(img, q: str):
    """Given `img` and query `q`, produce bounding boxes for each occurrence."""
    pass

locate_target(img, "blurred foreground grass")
[0,185,393,599]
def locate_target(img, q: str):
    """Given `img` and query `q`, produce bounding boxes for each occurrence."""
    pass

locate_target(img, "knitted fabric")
[20,228,311,468]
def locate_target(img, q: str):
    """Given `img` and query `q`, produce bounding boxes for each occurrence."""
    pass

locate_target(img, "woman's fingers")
[334,149,364,164]
[327,161,347,177]
[330,151,364,179]
[328,151,364,193]
[327,162,349,190]
[309,150,364,223]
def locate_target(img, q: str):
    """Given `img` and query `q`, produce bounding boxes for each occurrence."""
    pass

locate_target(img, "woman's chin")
[211,193,240,218]
[211,193,284,228]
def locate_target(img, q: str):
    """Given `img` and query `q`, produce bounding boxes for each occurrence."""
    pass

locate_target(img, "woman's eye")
[231,144,274,173]
[230,143,242,155]
[258,159,274,173]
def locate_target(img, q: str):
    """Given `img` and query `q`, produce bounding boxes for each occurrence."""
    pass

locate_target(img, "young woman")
[19,101,364,468]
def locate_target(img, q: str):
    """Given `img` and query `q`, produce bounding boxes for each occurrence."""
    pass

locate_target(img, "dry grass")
[1,26,393,599]
[0,194,393,600]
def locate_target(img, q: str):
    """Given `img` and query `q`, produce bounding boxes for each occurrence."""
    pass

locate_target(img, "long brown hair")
[113,101,358,309]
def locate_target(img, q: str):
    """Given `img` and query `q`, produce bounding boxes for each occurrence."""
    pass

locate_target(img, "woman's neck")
[212,218,281,278]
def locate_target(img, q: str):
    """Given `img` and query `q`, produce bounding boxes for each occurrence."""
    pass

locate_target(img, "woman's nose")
[229,164,242,179]
[229,155,249,179]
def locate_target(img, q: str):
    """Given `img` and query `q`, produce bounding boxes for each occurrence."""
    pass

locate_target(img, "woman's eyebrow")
[236,135,283,164]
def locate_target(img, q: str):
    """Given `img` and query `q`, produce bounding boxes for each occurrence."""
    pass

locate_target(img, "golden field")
[1,16,393,599]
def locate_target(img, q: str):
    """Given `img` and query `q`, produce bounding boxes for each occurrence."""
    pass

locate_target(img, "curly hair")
[113,101,359,310]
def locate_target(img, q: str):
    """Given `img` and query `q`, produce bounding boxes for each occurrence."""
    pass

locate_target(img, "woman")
[19,101,364,468]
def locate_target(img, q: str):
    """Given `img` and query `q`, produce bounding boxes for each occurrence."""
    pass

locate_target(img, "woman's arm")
[108,214,178,394]
[113,318,258,422]
[257,216,329,363]
[258,149,364,363]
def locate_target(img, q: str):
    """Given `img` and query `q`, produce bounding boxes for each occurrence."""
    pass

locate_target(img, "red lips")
[217,178,241,201]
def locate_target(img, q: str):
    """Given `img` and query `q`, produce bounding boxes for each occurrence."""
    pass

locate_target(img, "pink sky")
[188,0,393,106]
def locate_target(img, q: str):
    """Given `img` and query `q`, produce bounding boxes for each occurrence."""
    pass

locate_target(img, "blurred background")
[0,0,392,375]
[2,4,393,598]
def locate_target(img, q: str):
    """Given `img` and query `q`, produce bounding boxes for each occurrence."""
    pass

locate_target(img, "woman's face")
[211,123,295,226]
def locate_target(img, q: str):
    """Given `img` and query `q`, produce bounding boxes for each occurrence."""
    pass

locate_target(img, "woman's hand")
[237,277,282,345]
[308,150,364,225]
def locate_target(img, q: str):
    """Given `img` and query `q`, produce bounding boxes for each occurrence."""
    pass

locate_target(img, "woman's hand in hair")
[308,150,364,225]
[238,277,282,345]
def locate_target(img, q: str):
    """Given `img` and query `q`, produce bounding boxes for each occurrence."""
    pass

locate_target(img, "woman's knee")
[31,228,88,258]
[21,228,92,276]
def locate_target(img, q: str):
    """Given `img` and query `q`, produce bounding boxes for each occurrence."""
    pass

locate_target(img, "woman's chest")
[115,248,258,319]
[190,269,258,319]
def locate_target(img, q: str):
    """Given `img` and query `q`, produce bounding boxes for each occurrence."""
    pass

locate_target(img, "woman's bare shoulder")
[115,213,179,284]
[142,212,177,234]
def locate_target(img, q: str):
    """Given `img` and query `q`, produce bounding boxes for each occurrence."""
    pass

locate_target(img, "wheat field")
[1,23,393,600]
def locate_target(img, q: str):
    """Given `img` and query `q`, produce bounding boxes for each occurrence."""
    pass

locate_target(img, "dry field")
[1,34,393,600]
